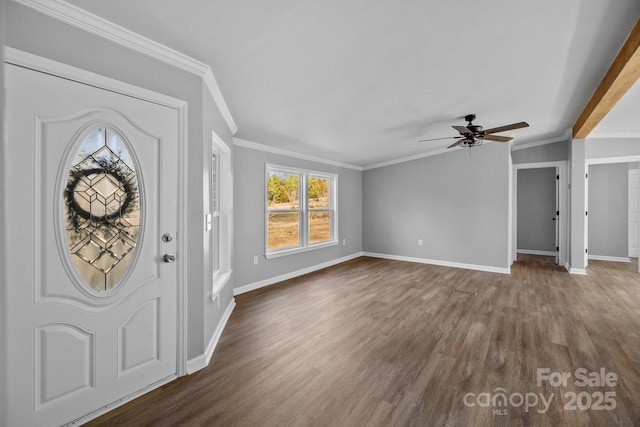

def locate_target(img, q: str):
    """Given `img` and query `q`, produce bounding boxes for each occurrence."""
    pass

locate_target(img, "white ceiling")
[65,0,640,167]
[591,77,640,138]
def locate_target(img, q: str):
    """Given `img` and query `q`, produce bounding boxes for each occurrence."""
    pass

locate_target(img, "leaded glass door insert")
[64,127,141,292]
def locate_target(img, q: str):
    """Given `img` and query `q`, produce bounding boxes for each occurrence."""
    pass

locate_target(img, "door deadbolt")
[163,253,176,263]
[162,233,173,243]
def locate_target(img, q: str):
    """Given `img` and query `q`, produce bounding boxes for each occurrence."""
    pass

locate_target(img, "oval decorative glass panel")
[64,128,140,292]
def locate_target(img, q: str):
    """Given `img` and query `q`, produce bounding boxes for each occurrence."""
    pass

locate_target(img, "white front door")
[629,169,639,258]
[5,64,180,426]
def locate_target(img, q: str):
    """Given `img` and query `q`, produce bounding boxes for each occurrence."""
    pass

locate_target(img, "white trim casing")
[209,130,233,299]
[584,155,640,273]
[512,161,568,268]
[588,255,631,263]
[11,0,238,135]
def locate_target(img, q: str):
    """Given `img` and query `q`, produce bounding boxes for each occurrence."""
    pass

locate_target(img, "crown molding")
[363,147,451,170]
[233,138,363,171]
[12,0,238,135]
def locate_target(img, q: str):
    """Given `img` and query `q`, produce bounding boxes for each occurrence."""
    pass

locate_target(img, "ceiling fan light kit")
[420,114,529,148]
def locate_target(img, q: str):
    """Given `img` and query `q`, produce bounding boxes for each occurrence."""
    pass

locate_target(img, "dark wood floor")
[87,255,640,426]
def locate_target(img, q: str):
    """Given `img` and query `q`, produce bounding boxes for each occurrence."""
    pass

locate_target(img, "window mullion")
[301,173,308,247]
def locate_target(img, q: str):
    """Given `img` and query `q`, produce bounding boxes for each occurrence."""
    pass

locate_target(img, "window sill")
[211,270,232,301]
[265,240,338,259]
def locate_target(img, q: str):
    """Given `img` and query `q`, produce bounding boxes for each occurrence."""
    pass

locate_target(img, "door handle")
[163,253,176,263]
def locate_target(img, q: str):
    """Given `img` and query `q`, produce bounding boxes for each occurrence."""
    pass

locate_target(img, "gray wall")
[512,141,569,164]
[201,82,236,355]
[587,138,640,159]
[363,143,510,269]
[588,163,628,258]
[1,0,7,423]
[517,168,556,252]
[6,2,234,361]
[233,146,362,288]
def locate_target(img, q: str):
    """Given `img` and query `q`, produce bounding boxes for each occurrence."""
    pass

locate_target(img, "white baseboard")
[568,266,588,275]
[517,249,556,256]
[362,252,511,274]
[186,298,236,374]
[588,255,631,263]
[233,252,364,295]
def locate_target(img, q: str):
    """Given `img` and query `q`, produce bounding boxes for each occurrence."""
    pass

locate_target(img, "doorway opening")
[585,157,640,272]
[512,161,568,267]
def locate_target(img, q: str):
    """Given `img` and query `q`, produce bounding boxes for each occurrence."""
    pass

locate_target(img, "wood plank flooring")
[86,255,640,426]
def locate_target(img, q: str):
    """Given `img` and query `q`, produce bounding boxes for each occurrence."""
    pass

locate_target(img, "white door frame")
[511,161,568,267]
[628,169,639,258]
[4,48,189,376]
[585,155,640,272]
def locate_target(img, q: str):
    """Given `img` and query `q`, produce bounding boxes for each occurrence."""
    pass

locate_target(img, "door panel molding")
[35,323,96,410]
[36,108,164,309]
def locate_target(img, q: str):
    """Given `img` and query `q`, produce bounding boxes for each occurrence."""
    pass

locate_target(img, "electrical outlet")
[253,255,258,265]
[342,238,346,246]
[418,239,423,246]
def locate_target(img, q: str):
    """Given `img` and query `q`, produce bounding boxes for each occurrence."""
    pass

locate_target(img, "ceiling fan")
[419,114,529,148]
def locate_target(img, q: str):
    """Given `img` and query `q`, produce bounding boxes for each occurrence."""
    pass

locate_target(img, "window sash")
[266,165,337,257]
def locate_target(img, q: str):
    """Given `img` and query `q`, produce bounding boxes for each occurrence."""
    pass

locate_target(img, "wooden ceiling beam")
[573,18,640,139]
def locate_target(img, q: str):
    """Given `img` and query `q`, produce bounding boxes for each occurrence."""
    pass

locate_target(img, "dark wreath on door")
[63,127,141,292]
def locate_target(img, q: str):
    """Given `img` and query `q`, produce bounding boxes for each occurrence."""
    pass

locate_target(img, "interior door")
[629,169,639,258]
[5,64,180,426]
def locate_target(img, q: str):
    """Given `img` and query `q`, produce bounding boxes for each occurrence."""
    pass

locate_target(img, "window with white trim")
[210,152,220,275]
[266,164,337,258]
[210,131,232,299]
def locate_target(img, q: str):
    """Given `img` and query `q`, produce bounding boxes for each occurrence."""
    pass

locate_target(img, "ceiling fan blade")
[452,125,473,135]
[419,136,463,142]
[483,134,513,142]
[483,121,529,134]
[447,140,463,148]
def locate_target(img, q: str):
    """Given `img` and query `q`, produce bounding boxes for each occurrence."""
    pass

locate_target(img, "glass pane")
[309,211,332,243]
[64,128,140,292]
[211,153,218,212]
[268,212,300,250]
[267,170,300,210]
[308,176,331,208]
